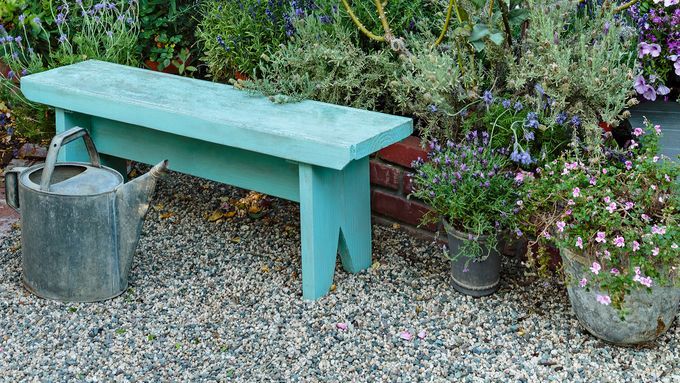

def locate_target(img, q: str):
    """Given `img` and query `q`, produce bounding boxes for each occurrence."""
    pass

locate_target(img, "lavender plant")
[410,131,520,260]
[50,0,140,66]
[197,0,319,80]
[462,91,583,167]
[0,0,139,139]
[518,119,679,314]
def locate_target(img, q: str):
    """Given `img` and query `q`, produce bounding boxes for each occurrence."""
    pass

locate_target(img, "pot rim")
[442,219,492,242]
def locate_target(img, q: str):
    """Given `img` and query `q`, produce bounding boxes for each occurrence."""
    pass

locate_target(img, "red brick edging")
[370,136,440,239]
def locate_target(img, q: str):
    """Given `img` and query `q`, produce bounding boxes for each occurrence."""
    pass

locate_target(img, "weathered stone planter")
[562,249,680,345]
[444,220,501,297]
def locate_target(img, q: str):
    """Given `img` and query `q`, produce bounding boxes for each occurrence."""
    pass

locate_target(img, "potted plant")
[410,130,520,296]
[519,120,679,345]
[630,0,680,101]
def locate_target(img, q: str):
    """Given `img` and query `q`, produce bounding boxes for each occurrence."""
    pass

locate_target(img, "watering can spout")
[115,160,168,278]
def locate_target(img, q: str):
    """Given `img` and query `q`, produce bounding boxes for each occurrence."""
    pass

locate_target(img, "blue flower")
[482,90,494,105]
[502,99,511,109]
[524,130,535,141]
[513,101,523,112]
[571,115,581,127]
[534,83,545,97]
[428,104,438,113]
[510,147,534,165]
[524,112,539,129]
[555,112,568,125]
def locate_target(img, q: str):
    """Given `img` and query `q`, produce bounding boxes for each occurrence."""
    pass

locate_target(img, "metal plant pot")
[444,220,501,297]
[562,249,680,345]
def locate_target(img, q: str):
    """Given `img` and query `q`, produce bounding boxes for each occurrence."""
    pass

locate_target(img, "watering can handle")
[40,127,102,192]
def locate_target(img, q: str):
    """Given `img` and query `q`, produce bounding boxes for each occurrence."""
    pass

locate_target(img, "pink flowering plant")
[630,0,680,100]
[410,131,520,260]
[518,119,679,312]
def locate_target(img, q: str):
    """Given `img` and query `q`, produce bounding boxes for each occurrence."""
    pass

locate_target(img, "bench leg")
[55,109,128,178]
[298,157,372,300]
[337,157,372,273]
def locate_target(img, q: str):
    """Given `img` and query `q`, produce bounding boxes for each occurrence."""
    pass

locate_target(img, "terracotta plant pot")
[561,248,680,345]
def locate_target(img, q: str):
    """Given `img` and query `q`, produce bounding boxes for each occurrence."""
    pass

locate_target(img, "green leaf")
[469,23,491,42]
[508,8,530,26]
[489,32,505,46]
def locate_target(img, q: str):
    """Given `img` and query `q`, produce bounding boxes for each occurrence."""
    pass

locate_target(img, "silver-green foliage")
[248,16,474,140]
[508,0,636,131]
[247,16,401,111]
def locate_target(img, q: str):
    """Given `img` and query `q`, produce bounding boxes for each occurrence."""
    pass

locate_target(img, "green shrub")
[508,0,636,138]
[197,0,319,80]
[245,15,402,111]
[137,0,201,73]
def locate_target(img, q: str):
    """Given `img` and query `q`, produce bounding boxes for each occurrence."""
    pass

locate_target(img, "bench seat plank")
[21,60,413,170]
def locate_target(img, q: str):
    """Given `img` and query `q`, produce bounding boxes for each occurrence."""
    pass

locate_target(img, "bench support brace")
[299,157,372,300]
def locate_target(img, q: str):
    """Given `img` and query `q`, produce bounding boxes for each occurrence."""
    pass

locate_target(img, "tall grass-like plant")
[51,0,140,66]
[0,0,140,140]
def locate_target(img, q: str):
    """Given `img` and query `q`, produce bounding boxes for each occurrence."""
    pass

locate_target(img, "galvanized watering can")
[4,127,167,302]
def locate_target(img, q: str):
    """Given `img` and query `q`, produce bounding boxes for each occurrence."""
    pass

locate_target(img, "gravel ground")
[0,171,678,382]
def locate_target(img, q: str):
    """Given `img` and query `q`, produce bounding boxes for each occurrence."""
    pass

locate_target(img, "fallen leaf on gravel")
[330,284,336,292]
[336,323,348,331]
[159,212,175,219]
[261,265,270,273]
[207,210,224,222]
[230,237,241,243]
[518,328,526,336]
[370,261,381,270]
[153,203,164,211]
[400,331,413,341]
[417,330,427,339]
[415,306,423,314]
[392,223,401,229]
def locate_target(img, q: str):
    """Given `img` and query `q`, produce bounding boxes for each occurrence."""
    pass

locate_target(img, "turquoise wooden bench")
[20,60,413,300]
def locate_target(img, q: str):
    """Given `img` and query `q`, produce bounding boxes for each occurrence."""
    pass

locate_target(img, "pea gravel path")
[0,171,678,382]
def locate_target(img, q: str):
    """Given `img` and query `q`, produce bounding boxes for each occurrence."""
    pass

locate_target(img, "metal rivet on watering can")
[4,127,168,302]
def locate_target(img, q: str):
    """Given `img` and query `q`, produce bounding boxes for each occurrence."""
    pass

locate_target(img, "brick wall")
[369,135,441,240]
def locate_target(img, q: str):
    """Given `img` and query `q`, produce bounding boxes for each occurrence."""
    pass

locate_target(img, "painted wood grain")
[21,60,413,170]
[90,117,301,202]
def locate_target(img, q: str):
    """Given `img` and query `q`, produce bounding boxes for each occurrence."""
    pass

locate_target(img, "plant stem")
[499,0,513,48]
[614,0,638,13]
[488,0,495,21]
[434,0,455,47]
[373,0,392,38]
[339,0,385,42]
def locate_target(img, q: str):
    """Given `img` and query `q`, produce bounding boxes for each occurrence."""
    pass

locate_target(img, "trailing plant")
[197,0,318,80]
[517,119,679,315]
[508,0,637,137]
[410,130,520,261]
[629,0,679,101]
